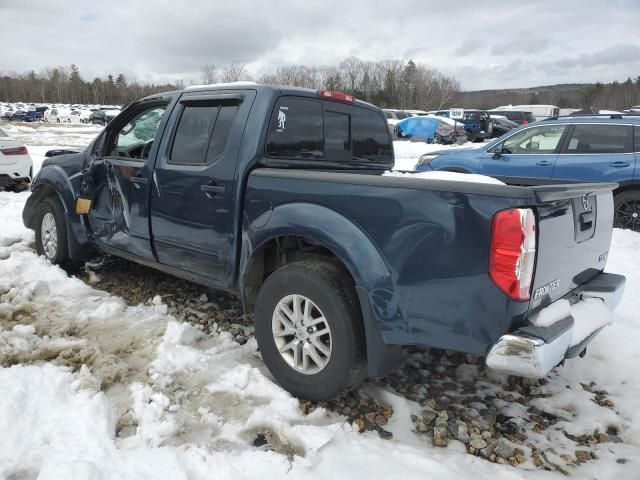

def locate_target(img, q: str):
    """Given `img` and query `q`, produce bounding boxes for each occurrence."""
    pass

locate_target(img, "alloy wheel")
[271,294,332,375]
[40,212,58,259]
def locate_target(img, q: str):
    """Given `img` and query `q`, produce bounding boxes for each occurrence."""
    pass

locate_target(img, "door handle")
[201,184,225,193]
[536,160,553,166]
[201,183,225,199]
[130,176,148,185]
[610,161,630,168]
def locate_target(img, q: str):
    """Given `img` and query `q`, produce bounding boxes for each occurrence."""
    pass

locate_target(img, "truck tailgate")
[529,182,617,312]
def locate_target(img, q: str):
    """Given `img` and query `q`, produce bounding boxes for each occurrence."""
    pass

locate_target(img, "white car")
[0,128,33,191]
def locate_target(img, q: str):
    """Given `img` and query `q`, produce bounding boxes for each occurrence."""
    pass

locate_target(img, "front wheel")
[35,197,70,266]
[614,190,640,231]
[254,261,367,401]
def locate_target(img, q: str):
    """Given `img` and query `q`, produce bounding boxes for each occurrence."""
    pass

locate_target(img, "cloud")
[0,0,638,90]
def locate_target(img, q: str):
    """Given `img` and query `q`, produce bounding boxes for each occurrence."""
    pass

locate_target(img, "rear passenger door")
[552,123,635,183]
[150,90,255,283]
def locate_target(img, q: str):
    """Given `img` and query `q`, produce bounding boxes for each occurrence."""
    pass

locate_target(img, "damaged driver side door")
[87,100,170,260]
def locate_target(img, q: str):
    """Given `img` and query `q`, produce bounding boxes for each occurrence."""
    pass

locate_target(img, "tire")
[614,190,640,232]
[254,260,367,401]
[465,130,474,142]
[34,197,70,266]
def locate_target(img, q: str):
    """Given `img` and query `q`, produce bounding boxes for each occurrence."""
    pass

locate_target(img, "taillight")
[1,146,28,155]
[522,120,529,125]
[317,90,355,102]
[489,208,536,301]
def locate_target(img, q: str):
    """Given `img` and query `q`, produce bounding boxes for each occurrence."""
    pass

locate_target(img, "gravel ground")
[80,254,622,472]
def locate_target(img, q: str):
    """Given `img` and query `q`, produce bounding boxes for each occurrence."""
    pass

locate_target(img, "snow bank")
[383,169,505,186]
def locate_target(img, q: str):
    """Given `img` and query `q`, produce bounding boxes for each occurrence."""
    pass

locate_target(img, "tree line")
[0,59,460,110]
[1,60,639,111]
[457,78,640,111]
[0,65,179,105]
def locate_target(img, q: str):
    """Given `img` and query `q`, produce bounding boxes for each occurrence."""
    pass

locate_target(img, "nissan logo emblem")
[582,195,591,210]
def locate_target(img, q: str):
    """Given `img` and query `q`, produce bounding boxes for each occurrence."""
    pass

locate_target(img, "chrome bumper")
[486,273,625,378]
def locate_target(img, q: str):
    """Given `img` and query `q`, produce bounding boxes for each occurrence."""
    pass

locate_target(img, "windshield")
[0,128,8,138]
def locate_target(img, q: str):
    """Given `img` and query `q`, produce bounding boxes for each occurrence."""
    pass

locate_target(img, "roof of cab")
[142,82,382,112]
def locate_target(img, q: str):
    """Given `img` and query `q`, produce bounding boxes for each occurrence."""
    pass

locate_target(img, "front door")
[480,124,569,184]
[87,100,170,259]
[150,90,255,282]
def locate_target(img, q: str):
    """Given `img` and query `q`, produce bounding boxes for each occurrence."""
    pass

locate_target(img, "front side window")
[111,106,166,159]
[170,102,239,165]
[266,97,323,159]
[635,126,640,152]
[500,125,567,154]
[566,124,632,154]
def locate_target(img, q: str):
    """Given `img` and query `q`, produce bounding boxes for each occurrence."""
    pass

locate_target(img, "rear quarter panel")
[243,169,533,355]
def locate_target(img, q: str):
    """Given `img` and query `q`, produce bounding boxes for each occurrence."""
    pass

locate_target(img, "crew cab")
[23,84,625,400]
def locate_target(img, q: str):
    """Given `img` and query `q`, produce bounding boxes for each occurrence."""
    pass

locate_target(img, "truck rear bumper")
[486,272,625,378]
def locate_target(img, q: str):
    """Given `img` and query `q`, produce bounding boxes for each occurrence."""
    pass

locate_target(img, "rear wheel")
[254,261,366,401]
[614,190,640,231]
[35,197,70,266]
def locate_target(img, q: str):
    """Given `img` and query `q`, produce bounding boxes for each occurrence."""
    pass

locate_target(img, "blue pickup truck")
[417,116,640,231]
[23,84,625,400]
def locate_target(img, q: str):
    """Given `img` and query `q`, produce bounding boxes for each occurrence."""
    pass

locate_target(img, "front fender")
[23,164,90,260]
[241,202,404,377]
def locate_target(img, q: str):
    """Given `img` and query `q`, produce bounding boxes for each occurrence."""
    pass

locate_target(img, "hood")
[427,146,484,156]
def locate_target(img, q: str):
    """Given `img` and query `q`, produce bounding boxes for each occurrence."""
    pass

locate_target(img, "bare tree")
[221,61,250,83]
[200,64,217,84]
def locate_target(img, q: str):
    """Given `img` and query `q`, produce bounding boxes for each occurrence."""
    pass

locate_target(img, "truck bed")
[244,168,617,355]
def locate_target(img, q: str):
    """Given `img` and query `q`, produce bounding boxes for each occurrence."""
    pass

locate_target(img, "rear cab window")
[265,96,392,167]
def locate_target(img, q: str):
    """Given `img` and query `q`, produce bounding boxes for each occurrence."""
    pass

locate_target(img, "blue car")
[417,116,640,230]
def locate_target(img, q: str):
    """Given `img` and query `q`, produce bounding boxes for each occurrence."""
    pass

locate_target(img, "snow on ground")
[0,122,639,479]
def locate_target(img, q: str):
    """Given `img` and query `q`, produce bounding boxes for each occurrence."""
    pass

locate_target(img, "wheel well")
[25,184,62,228]
[243,235,354,314]
[613,184,640,198]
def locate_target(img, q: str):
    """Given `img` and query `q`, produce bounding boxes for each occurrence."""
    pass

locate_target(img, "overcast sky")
[1,0,639,91]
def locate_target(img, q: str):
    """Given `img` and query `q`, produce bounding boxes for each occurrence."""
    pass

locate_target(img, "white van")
[491,104,559,121]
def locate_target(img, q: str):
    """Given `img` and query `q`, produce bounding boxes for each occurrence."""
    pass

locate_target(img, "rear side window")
[634,126,640,152]
[266,96,392,164]
[170,102,239,165]
[566,124,632,154]
[352,108,393,161]
[266,98,323,159]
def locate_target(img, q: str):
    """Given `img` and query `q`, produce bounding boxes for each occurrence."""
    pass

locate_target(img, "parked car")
[0,127,33,191]
[89,110,118,125]
[382,109,411,125]
[491,105,559,121]
[405,109,429,117]
[416,115,640,231]
[6,110,43,122]
[490,115,519,137]
[23,85,624,401]
[428,109,493,142]
[396,115,465,143]
[488,109,537,125]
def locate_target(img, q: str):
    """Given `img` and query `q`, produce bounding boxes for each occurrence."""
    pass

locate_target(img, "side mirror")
[491,145,503,159]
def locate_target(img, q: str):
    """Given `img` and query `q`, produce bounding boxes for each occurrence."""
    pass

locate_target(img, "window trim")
[559,123,634,155]
[166,98,242,167]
